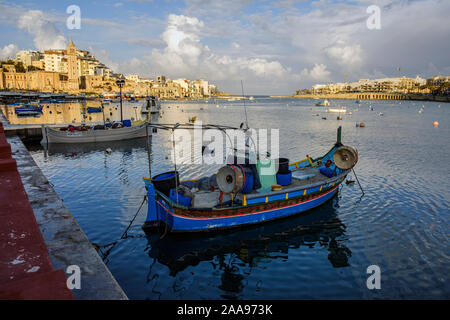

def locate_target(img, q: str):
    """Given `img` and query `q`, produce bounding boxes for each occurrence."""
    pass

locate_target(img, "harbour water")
[21,97,449,299]
[0,100,145,126]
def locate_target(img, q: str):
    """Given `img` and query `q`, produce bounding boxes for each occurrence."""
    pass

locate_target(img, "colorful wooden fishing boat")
[143,125,358,233]
[315,99,330,106]
[87,107,103,113]
[14,105,43,116]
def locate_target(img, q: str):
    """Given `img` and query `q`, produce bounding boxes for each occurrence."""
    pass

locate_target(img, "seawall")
[0,121,127,299]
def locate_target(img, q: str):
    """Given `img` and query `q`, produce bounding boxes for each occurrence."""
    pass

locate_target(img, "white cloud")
[89,48,120,73]
[300,64,331,81]
[160,14,205,65]
[144,14,290,83]
[17,10,66,51]
[325,41,363,69]
[0,44,19,59]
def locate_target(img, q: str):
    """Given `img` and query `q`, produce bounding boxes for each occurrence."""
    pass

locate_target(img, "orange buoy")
[433,121,439,127]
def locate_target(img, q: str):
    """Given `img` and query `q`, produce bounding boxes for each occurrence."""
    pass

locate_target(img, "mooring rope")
[92,194,147,260]
[121,194,148,239]
[351,168,365,196]
[160,205,170,239]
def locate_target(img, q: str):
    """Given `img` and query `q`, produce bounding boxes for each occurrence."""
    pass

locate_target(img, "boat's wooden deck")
[245,167,326,194]
[291,167,328,186]
[189,167,329,208]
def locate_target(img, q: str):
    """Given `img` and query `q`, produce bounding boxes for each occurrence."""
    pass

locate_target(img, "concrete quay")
[0,122,128,299]
[0,123,73,299]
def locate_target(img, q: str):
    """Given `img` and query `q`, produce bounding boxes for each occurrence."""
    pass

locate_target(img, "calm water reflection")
[27,97,450,299]
[1,100,145,125]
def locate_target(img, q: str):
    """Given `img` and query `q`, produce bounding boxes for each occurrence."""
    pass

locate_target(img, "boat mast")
[145,124,151,179]
[240,80,249,130]
[172,124,180,204]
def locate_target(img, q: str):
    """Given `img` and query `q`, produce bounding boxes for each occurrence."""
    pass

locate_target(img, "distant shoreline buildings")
[0,40,220,99]
[296,75,450,96]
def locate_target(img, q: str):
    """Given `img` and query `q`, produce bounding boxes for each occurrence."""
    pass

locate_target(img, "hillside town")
[296,75,450,96]
[0,39,220,100]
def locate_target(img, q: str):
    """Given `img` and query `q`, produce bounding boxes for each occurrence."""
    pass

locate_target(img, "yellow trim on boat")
[320,185,323,191]
[265,196,268,203]
[303,189,307,195]
[289,158,309,168]
[243,195,247,206]
[180,178,201,183]
[285,193,288,199]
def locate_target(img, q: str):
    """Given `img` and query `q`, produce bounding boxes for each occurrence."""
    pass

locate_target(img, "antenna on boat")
[145,124,151,179]
[240,80,249,130]
[172,123,180,205]
[240,80,257,159]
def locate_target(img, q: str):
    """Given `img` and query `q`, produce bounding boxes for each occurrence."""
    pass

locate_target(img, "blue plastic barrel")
[242,171,254,194]
[276,171,292,186]
[122,119,132,127]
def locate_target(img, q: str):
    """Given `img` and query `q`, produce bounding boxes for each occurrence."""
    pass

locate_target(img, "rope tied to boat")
[92,194,148,261]
[121,194,148,239]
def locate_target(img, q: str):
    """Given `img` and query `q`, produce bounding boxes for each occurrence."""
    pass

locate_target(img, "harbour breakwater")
[292,92,450,102]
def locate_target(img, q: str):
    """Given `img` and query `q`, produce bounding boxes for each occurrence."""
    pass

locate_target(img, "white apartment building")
[15,50,42,66]
[173,78,189,91]
[198,79,210,95]
[43,50,65,72]
[126,74,140,82]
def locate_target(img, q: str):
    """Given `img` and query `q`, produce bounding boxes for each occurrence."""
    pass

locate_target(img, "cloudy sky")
[0,0,449,94]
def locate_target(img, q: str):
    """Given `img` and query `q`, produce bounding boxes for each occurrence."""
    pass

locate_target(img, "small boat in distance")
[141,96,161,114]
[316,99,330,106]
[87,107,102,113]
[327,108,346,113]
[14,105,43,117]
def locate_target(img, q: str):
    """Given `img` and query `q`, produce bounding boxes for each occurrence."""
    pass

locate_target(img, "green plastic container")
[256,159,277,192]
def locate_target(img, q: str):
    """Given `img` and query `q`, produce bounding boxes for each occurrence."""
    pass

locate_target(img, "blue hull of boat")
[147,184,339,232]
[87,107,102,113]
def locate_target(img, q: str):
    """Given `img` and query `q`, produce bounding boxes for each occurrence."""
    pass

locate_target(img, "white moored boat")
[327,108,346,113]
[141,96,161,114]
[42,122,151,144]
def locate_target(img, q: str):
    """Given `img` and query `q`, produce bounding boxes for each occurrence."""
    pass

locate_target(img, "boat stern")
[143,181,160,231]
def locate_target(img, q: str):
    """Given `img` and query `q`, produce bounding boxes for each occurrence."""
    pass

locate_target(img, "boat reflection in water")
[44,137,149,156]
[144,195,351,296]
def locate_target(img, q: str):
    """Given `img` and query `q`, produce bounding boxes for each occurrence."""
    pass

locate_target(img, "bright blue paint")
[150,186,339,232]
[145,183,158,223]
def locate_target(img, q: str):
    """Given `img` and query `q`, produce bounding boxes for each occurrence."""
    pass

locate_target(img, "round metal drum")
[216,165,244,194]
[333,146,358,170]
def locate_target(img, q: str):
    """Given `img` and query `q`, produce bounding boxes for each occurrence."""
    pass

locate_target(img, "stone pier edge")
[7,135,128,300]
